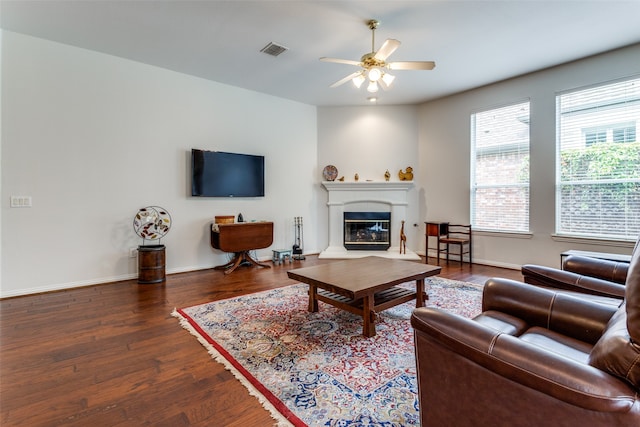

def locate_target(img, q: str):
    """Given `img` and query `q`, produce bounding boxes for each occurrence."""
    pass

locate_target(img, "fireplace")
[344,212,391,250]
[320,181,420,260]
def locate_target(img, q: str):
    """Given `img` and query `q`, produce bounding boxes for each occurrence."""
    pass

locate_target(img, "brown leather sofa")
[522,254,629,302]
[411,244,640,426]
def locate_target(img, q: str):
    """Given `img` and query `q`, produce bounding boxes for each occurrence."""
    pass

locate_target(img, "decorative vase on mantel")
[133,206,172,284]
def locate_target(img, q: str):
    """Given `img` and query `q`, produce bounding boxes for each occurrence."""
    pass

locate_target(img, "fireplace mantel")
[320,180,420,260]
[322,181,414,192]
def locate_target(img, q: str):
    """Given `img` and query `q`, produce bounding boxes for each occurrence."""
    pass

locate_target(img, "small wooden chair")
[437,224,472,266]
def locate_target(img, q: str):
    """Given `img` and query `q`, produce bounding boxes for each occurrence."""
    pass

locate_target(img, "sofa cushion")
[521,326,592,364]
[589,307,640,389]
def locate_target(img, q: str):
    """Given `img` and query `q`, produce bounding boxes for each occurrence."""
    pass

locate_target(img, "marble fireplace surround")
[319,181,420,260]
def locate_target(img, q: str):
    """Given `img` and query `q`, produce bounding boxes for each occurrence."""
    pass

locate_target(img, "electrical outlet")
[10,196,32,208]
[129,247,138,258]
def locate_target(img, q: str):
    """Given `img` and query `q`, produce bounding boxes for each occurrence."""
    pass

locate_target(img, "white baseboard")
[0,250,519,298]
[0,273,138,298]
[420,250,521,271]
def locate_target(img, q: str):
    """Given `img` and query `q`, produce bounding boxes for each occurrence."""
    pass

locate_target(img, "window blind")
[556,76,640,240]
[471,101,530,232]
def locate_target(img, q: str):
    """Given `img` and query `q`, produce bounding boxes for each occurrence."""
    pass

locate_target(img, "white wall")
[317,105,422,250]
[1,31,319,297]
[419,43,640,269]
[3,31,639,298]
[0,30,3,293]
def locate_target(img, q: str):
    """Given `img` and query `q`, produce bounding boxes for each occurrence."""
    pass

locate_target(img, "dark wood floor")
[0,256,522,426]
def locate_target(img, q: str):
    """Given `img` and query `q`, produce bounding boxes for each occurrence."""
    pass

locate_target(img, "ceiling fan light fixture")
[381,72,395,87]
[352,73,366,88]
[367,80,379,93]
[367,67,382,82]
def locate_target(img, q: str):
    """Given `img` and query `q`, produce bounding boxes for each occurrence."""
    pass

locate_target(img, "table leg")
[416,278,427,307]
[221,254,245,275]
[308,285,318,312]
[425,234,429,264]
[362,295,376,337]
[242,251,271,269]
[214,251,271,275]
[213,257,237,271]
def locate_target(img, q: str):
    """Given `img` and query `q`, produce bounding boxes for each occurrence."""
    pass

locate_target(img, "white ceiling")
[2,0,640,107]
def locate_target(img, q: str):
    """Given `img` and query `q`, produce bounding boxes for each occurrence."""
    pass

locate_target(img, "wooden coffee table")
[287,256,441,337]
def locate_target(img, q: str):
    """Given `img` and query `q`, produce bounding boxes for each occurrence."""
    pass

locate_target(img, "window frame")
[470,99,531,234]
[555,76,640,241]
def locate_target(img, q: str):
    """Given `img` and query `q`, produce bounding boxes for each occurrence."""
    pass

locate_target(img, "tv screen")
[191,149,265,197]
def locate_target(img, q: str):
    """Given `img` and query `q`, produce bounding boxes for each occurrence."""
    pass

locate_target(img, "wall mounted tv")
[191,149,265,197]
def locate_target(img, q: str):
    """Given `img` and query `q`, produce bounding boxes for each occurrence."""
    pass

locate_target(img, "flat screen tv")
[191,149,265,197]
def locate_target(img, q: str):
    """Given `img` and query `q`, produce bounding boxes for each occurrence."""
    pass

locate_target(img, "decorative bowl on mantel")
[323,165,338,181]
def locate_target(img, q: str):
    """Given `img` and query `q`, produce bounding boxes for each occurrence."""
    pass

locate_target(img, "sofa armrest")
[563,255,629,284]
[522,264,626,298]
[411,307,638,412]
[482,278,617,344]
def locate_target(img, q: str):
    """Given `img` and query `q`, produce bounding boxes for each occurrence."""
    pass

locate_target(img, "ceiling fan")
[320,19,436,93]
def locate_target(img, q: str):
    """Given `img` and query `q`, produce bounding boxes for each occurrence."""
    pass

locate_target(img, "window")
[556,76,640,240]
[584,129,607,146]
[471,101,530,232]
[584,123,636,146]
[613,125,636,143]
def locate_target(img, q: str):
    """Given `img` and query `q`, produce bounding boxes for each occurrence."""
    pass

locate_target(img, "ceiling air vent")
[260,42,288,57]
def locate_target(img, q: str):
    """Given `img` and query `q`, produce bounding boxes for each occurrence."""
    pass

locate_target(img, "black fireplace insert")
[343,212,391,250]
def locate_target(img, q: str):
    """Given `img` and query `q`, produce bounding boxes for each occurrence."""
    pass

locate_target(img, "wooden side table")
[211,221,274,274]
[425,221,449,264]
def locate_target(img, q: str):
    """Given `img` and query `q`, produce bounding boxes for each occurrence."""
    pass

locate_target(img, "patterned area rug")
[173,277,483,426]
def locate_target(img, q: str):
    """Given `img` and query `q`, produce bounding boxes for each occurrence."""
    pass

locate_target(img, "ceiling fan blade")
[388,61,436,71]
[330,71,363,88]
[320,57,362,66]
[374,39,401,61]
